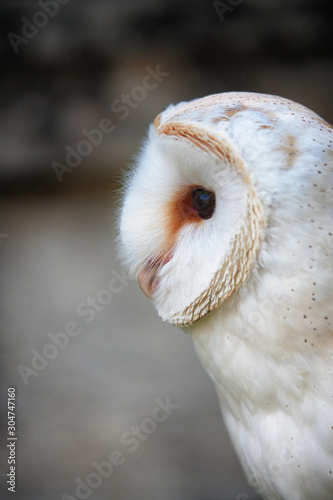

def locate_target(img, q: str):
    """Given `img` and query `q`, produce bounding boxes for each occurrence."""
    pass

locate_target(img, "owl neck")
[189,289,327,415]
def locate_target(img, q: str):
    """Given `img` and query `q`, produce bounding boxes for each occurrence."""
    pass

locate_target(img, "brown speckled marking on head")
[225,104,246,115]
[315,116,332,128]
[164,93,293,118]
[155,92,333,134]
[211,104,246,124]
[277,134,299,168]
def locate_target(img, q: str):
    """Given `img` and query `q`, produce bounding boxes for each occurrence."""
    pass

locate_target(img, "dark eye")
[191,186,216,220]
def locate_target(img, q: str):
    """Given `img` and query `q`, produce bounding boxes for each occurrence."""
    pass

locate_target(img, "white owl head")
[119,91,331,326]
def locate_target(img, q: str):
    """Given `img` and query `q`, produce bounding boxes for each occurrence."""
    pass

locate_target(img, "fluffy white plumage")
[119,92,333,500]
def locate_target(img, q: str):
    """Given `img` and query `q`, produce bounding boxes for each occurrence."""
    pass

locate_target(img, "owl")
[119,92,333,500]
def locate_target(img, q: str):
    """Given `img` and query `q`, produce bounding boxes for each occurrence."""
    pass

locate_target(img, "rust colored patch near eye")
[156,185,206,259]
[167,185,203,245]
[139,186,203,300]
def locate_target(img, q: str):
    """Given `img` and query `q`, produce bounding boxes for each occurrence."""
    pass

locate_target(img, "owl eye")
[191,186,216,220]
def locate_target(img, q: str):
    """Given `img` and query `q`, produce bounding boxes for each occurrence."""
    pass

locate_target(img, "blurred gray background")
[0,1,332,499]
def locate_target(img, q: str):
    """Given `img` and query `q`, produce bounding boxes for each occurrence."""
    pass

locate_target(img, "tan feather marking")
[158,121,259,203]
[277,134,299,168]
[157,121,250,181]
[259,125,274,130]
[154,113,162,129]
[158,121,233,163]
[211,105,246,124]
[225,104,246,116]
[166,185,203,245]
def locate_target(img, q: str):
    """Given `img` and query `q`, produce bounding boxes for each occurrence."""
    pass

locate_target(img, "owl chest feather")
[191,292,333,500]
